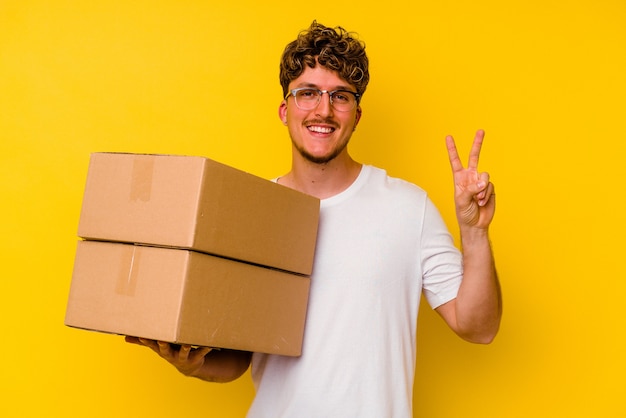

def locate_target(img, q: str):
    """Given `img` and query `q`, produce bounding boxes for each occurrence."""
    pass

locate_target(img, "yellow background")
[1,1,624,417]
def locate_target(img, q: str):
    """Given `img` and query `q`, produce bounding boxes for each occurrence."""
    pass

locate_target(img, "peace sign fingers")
[467,129,485,171]
[446,129,485,174]
[446,134,464,174]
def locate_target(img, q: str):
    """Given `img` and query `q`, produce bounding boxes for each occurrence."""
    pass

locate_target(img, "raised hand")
[446,129,495,230]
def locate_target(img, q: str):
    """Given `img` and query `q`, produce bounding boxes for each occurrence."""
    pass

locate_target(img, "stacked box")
[65,153,319,356]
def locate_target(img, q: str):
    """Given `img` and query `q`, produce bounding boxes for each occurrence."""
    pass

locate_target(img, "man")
[127,21,502,417]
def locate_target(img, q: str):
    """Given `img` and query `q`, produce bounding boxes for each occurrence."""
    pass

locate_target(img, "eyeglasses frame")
[285,87,361,112]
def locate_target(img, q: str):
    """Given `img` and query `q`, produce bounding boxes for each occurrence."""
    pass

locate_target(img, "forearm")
[189,349,252,383]
[454,227,502,343]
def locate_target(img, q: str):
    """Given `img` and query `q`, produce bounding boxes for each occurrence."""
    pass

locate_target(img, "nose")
[315,91,333,116]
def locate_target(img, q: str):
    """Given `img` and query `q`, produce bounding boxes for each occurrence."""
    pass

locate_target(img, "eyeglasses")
[285,88,361,112]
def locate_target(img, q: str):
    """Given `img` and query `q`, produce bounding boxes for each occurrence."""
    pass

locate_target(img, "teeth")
[308,125,334,133]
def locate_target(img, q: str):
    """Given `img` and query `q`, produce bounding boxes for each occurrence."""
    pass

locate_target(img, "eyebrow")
[294,82,356,92]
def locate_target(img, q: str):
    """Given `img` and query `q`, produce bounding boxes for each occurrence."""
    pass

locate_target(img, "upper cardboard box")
[78,153,319,275]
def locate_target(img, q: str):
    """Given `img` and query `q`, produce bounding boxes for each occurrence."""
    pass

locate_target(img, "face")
[279,65,362,165]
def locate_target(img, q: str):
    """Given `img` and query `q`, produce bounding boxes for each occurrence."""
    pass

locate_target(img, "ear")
[278,100,288,125]
[353,106,362,130]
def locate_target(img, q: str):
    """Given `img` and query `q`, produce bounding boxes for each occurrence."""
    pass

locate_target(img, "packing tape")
[130,156,154,202]
[116,245,140,296]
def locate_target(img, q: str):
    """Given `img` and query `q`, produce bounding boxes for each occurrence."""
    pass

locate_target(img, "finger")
[125,336,141,345]
[478,183,495,207]
[193,346,213,358]
[476,172,490,195]
[137,337,159,350]
[186,346,213,364]
[467,129,485,170]
[445,135,464,172]
[178,344,192,361]
[157,341,173,357]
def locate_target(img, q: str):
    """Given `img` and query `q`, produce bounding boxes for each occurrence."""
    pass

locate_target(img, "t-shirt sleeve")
[420,197,463,309]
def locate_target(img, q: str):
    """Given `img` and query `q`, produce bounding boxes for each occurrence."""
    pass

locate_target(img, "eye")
[332,91,351,103]
[297,89,318,99]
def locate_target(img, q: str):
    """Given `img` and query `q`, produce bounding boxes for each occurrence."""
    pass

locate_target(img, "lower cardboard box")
[65,240,310,356]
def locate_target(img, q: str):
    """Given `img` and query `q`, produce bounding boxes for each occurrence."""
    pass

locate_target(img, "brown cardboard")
[77,153,319,275]
[65,240,310,356]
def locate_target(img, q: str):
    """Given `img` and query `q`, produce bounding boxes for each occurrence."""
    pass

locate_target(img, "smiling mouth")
[307,125,335,134]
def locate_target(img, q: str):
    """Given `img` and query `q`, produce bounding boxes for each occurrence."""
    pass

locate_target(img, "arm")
[125,336,252,383]
[435,130,502,344]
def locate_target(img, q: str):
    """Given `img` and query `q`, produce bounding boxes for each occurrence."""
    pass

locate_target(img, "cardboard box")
[77,153,319,275]
[65,240,310,356]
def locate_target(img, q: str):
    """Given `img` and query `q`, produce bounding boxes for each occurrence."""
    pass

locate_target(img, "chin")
[296,142,347,165]
[301,148,344,164]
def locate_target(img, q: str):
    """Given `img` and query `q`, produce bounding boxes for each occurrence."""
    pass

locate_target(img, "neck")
[278,151,362,199]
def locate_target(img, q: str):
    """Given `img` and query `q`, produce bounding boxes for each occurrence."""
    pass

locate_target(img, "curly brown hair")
[279,21,369,99]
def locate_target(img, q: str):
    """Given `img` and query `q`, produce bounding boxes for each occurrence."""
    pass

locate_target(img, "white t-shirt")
[247,165,462,418]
